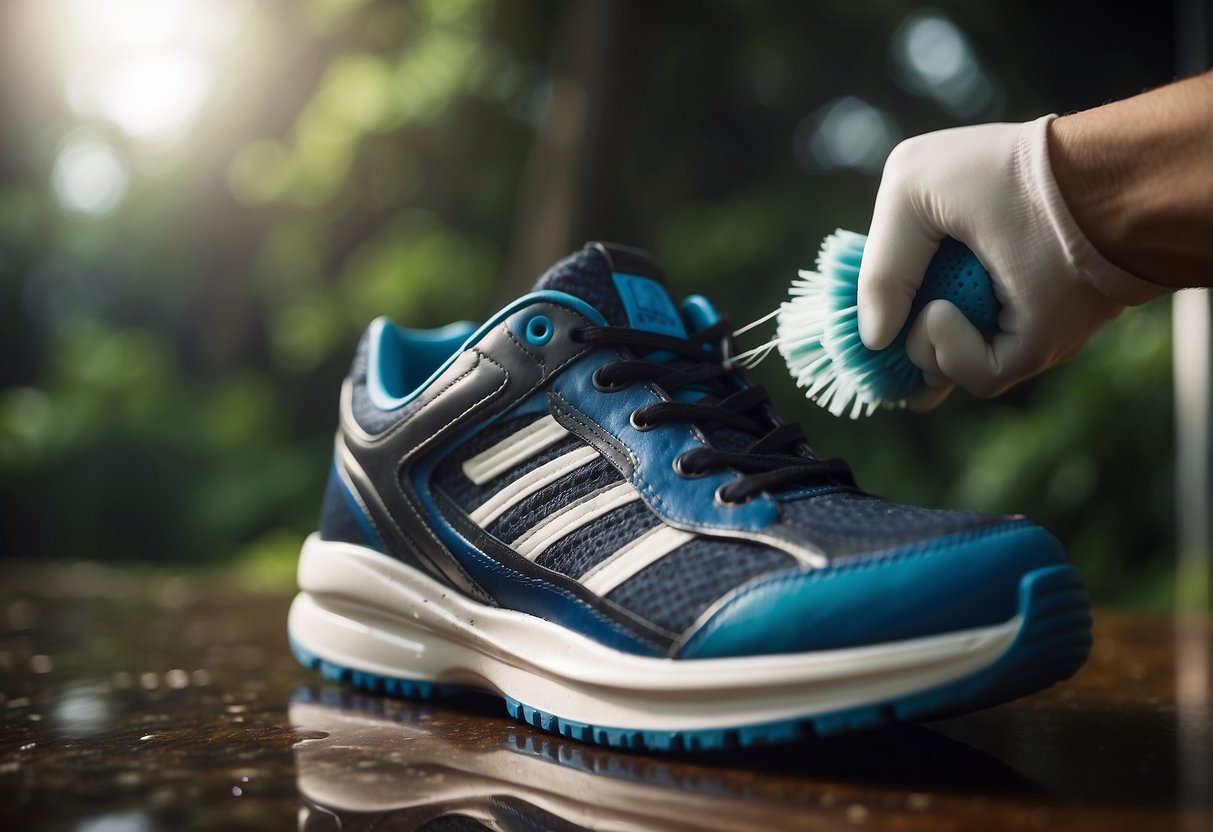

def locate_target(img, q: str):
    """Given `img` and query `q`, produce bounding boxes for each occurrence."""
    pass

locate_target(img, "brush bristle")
[777,230,997,418]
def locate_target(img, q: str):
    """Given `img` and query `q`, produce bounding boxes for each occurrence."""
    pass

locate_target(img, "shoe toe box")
[677,520,1070,659]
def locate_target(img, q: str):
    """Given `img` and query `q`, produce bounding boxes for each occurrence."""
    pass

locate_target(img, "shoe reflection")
[289,686,1039,832]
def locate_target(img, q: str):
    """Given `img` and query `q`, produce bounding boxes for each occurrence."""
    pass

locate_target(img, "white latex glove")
[857,115,1167,410]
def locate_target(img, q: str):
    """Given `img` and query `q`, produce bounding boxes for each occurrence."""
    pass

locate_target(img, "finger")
[918,300,1033,398]
[903,306,954,411]
[905,310,944,377]
[857,163,942,351]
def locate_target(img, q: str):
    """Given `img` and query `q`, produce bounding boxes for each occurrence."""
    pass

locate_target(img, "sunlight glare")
[58,0,248,147]
[73,0,192,50]
[96,54,214,142]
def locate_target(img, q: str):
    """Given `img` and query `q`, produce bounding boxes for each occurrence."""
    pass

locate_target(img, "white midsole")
[289,534,1020,732]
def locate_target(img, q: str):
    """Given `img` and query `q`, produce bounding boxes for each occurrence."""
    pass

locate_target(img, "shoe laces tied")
[571,321,854,503]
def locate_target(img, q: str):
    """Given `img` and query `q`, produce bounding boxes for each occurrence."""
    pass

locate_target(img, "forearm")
[1048,71,1213,289]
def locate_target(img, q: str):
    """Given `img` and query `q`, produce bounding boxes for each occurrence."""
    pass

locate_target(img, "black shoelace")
[571,321,854,504]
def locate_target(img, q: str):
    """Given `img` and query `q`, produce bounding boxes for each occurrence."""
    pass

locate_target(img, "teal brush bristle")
[777,229,998,419]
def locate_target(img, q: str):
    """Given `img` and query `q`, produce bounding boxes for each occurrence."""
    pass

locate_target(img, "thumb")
[857,190,942,351]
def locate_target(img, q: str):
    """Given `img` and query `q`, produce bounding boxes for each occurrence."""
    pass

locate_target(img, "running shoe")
[288,241,1091,751]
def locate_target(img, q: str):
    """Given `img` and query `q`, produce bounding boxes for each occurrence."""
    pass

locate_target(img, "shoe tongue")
[532,242,687,338]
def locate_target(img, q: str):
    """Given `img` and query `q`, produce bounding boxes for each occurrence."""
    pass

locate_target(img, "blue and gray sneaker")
[289,242,1091,751]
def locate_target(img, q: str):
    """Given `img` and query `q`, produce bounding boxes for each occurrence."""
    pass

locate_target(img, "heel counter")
[318,328,384,551]
[318,462,383,552]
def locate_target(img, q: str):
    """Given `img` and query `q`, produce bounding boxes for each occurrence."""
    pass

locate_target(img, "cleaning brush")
[733,230,999,419]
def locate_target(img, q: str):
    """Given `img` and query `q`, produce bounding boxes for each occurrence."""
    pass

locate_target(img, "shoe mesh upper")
[535,500,663,578]
[428,414,800,639]
[485,457,623,543]
[432,415,581,509]
[780,490,994,539]
[605,538,794,634]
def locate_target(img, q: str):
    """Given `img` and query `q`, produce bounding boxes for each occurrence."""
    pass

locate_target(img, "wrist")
[1047,73,1213,290]
[1018,115,1167,306]
[1047,114,1125,259]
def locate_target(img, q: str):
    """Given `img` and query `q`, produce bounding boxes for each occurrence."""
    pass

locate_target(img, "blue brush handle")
[854,236,999,407]
[906,237,998,336]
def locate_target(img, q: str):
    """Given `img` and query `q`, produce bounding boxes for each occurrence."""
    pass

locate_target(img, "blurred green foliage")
[0,0,1187,607]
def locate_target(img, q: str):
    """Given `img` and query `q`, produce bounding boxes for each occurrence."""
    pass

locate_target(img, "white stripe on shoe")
[512,481,640,560]
[469,445,601,526]
[462,415,570,485]
[579,525,695,596]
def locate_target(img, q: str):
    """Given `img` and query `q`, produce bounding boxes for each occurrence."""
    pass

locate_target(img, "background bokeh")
[0,0,1190,606]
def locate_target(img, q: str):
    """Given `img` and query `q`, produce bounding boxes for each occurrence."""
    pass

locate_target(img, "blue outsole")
[290,563,1091,752]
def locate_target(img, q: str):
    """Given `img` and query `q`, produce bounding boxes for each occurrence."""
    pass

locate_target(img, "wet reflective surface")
[1,563,1210,831]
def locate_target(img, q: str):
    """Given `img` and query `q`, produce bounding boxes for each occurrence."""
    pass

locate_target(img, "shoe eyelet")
[524,314,554,346]
[672,454,706,479]
[714,483,754,507]
[629,410,653,431]
[592,366,625,393]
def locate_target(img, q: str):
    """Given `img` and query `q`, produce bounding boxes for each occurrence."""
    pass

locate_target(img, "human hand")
[856,115,1166,410]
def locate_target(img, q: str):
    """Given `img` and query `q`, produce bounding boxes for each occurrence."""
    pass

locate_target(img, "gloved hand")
[856,115,1167,410]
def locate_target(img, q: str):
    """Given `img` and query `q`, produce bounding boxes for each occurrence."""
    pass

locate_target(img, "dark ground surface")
[1,562,1210,831]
